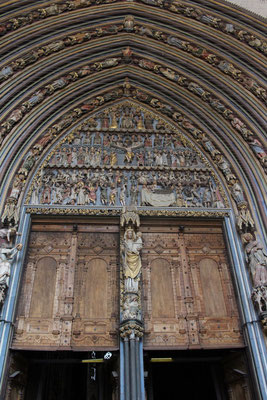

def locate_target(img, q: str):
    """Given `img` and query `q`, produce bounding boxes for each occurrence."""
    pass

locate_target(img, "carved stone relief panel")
[142,221,243,349]
[26,102,228,210]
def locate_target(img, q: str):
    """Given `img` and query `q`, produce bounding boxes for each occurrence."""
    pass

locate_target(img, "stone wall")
[225,0,267,17]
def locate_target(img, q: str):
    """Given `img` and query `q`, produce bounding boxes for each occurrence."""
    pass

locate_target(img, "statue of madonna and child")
[121,228,143,293]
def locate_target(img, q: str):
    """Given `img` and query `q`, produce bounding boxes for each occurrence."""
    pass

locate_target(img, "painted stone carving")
[0,243,22,308]
[122,228,142,291]
[27,104,226,210]
[243,233,267,288]
[120,207,143,336]
[252,286,267,313]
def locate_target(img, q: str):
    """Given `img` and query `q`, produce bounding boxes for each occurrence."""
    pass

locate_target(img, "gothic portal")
[0,1,266,399]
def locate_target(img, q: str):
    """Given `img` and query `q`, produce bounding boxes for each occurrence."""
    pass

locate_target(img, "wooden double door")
[8,216,248,399]
[13,217,243,351]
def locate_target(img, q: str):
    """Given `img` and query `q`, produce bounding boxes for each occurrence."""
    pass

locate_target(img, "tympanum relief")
[27,103,227,210]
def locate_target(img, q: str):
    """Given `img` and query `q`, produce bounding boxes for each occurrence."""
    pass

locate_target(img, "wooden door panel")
[13,223,119,350]
[151,258,175,319]
[83,259,108,319]
[142,223,243,349]
[142,230,188,348]
[71,231,119,349]
[13,230,72,348]
[199,258,227,317]
[30,256,57,318]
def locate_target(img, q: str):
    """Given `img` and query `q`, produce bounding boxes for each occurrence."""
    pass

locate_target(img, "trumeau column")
[120,207,144,400]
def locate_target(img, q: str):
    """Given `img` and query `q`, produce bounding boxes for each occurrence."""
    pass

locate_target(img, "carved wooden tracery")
[141,220,243,349]
[13,220,120,350]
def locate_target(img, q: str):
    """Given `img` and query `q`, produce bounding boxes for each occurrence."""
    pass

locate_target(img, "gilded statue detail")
[122,228,142,280]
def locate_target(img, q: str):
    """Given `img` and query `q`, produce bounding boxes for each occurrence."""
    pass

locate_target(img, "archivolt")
[0,1,265,232]
[0,57,265,198]
[0,81,264,232]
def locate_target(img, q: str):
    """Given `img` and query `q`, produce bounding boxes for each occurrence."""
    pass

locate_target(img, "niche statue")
[0,243,22,308]
[243,233,267,287]
[122,228,142,293]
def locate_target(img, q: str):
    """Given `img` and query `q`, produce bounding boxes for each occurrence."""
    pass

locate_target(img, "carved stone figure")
[248,138,266,160]
[154,151,163,166]
[136,152,145,166]
[252,286,267,313]
[216,154,236,181]
[201,134,220,158]
[0,243,22,308]
[87,184,97,205]
[23,89,46,109]
[9,177,22,200]
[218,61,241,78]
[122,229,143,293]
[167,36,189,50]
[77,184,86,205]
[109,185,117,205]
[243,233,267,287]
[93,58,119,71]
[100,185,108,205]
[122,295,140,320]
[110,151,118,167]
[0,226,17,243]
[231,182,245,204]
[120,185,127,206]
[20,149,38,176]
[124,148,134,165]
[31,186,40,205]
[0,66,13,82]
[203,187,212,207]
[2,107,25,132]
[41,184,52,204]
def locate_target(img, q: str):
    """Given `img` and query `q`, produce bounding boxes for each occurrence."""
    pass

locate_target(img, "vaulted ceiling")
[0,0,266,230]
